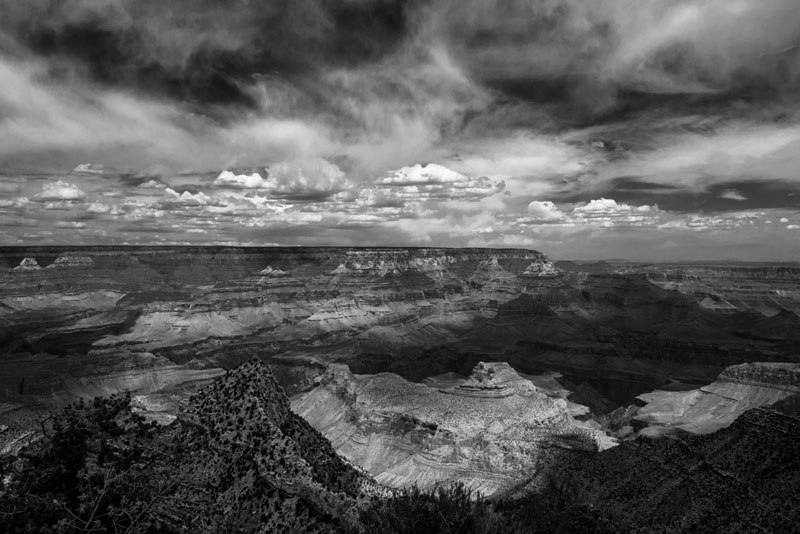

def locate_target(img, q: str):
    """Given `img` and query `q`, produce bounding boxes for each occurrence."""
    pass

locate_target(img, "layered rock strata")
[634,362,800,435]
[1,246,798,454]
[292,362,608,495]
[0,247,554,411]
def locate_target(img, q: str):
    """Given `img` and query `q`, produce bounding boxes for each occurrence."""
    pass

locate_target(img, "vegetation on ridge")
[3,360,798,533]
[0,361,611,534]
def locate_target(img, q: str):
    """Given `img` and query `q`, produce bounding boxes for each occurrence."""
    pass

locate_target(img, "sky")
[1,0,799,260]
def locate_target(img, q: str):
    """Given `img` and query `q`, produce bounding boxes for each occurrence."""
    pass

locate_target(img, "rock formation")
[259,265,289,276]
[292,361,607,495]
[11,257,41,271]
[46,254,94,268]
[634,362,800,436]
[625,262,800,315]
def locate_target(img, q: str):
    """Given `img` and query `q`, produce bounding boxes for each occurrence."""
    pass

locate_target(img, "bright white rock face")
[13,257,42,271]
[292,361,609,496]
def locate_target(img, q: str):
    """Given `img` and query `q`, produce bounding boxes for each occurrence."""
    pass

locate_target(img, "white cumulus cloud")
[573,198,654,215]
[34,180,86,201]
[214,171,269,189]
[160,188,216,207]
[527,200,565,221]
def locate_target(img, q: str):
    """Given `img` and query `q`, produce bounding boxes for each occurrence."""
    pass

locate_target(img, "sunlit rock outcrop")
[46,254,94,268]
[12,257,41,272]
[522,259,558,276]
[634,362,800,436]
[292,361,608,495]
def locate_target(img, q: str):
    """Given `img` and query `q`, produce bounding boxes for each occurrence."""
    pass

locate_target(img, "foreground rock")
[292,362,608,495]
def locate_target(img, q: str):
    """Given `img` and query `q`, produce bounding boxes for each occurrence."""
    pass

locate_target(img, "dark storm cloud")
[421,0,800,121]
[5,0,797,129]
[0,0,415,109]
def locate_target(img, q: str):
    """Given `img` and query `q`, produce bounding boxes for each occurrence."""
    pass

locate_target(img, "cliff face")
[634,362,800,435]
[624,262,800,315]
[292,361,606,496]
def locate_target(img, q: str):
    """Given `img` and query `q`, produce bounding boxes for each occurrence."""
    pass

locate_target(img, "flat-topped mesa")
[523,259,559,277]
[446,361,538,399]
[46,254,94,268]
[259,265,289,277]
[338,248,548,276]
[719,362,800,393]
[0,247,550,286]
[12,257,42,271]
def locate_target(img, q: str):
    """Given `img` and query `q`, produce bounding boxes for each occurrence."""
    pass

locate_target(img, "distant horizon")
[0,244,798,265]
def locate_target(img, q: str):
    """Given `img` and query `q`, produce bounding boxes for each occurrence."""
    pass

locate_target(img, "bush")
[350,482,618,534]
[0,394,168,534]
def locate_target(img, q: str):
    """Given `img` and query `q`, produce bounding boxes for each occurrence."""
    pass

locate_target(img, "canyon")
[1,246,799,498]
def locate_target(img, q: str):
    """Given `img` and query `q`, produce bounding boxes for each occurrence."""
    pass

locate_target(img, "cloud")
[423,0,800,108]
[214,171,269,189]
[591,123,800,191]
[265,158,352,201]
[138,179,167,189]
[369,163,504,204]
[720,189,747,201]
[33,180,86,201]
[517,197,667,230]
[159,188,217,207]
[54,221,87,229]
[86,201,116,214]
[1,0,799,261]
[527,200,564,220]
[573,198,654,215]
[44,201,81,210]
[379,164,470,185]
[0,197,29,208]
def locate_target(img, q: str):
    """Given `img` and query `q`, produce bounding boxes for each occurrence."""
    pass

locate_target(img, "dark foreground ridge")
[0,360,372,533]
[3,359,800,533]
